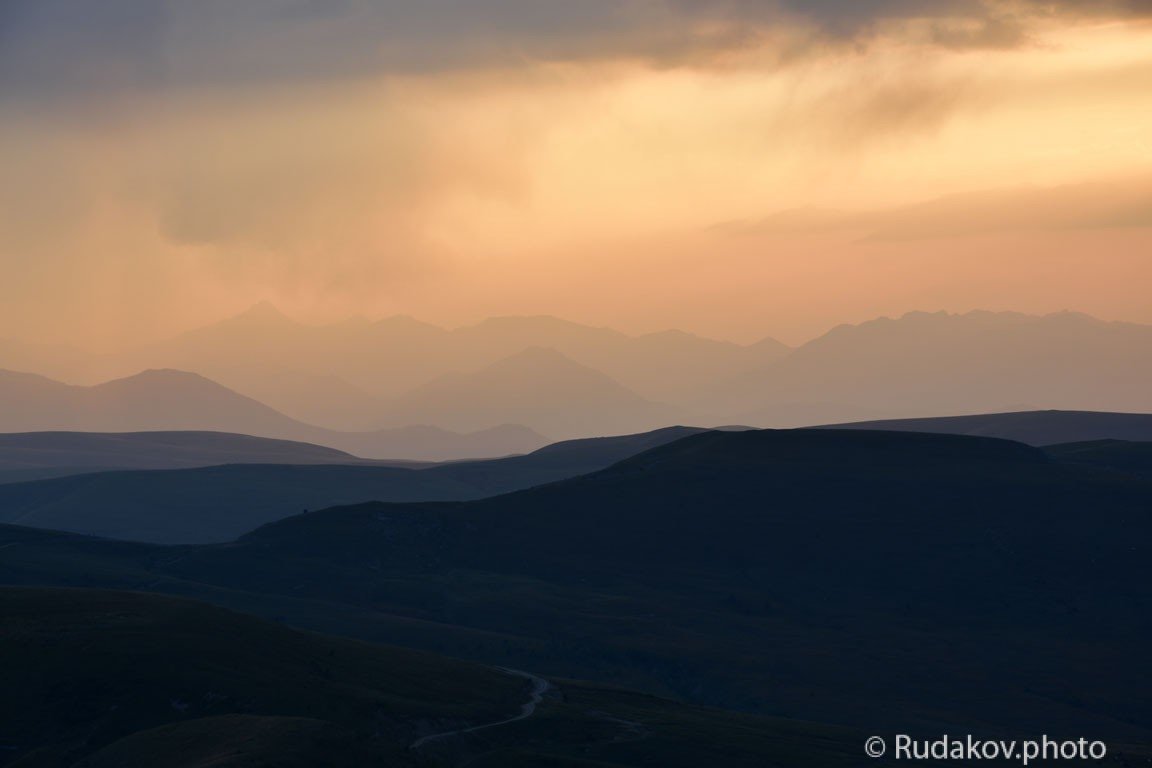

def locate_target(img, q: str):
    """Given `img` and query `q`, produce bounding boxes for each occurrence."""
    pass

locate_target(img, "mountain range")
[0,368,546,460]
[56,304,790,423]
[378,346,676,436]
[705,310,1152,426]
[6,306,1150,439]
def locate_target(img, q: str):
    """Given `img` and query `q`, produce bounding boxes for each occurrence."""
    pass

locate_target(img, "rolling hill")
[0,369,547,461]
[818,409,1152,445]
[1046,439,1152,478]
[0,586,520,767]
[0,426,719,543]
[0,430,367,484]
[3,429,1150,744]
[0,587,891,768]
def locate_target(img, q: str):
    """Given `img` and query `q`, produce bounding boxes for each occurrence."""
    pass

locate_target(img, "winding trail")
[410,667,553,751]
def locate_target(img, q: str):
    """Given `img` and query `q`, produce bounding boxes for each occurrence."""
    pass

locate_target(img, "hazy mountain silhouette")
[11,307,1152,438]
[820,409,1152,445]
[447,316,789,402]
[0,337,80,380]
[0,368,304,434]
[61,305,789,427]
[707,310,1152,425]
[213,369,388,431]
[0,426,723,543]
[0,368,547,460]
[0,587,879,768]
[5,429,1149,741]
[104,303,456,399]
[379,347,678,438]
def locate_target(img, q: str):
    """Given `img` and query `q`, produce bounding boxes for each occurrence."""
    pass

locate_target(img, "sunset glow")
[2,3,1151,347]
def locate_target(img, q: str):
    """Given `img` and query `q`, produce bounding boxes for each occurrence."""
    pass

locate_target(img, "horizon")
[4,300,1146,353]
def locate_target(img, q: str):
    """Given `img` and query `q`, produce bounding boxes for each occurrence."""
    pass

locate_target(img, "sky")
[1,0,1151,347]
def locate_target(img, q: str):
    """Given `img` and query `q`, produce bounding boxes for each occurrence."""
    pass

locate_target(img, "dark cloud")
[1,0,1150,109]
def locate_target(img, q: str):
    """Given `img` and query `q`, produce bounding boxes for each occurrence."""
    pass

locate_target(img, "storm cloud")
[4,0,1152,108]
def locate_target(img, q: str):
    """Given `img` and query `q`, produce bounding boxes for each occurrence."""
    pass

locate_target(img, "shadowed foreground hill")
[0,587,887,768]
[2,429,1149,744]
[820,409,1152,446]
[1046,440,1152,478]
[0,426,718,543]
[0,587,523,767]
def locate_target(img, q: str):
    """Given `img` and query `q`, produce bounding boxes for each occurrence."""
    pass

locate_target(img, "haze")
[2,0,1151,348]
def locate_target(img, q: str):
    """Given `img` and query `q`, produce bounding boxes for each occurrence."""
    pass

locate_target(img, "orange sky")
[1,5,1150,348]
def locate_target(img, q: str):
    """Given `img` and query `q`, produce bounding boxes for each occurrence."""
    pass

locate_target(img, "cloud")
[0,0,1149,347]
[4,0,1151,112]
[721,176,1152,240]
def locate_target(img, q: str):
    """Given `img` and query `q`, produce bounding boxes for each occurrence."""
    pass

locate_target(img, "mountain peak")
[227,301,297,328]
[467,315,595,330]
[102,369,227,392]
[371,315,445,333]
[482,346,610,377]
[459,315,627,341]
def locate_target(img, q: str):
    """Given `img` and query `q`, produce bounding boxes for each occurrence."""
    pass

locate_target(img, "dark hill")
[615,427,1047,470]
[0,464,482,544]
[4,429,1147,740]
[817,409,1152,446]
[0,587,524,767]
[1046,439,1152,477]
[0,431,365,485]
[0,587,882,768]
[0,426,719,544]
[230,430,1152,735]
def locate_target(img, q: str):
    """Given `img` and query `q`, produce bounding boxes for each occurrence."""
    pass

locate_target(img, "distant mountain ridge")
[40,306,789,426]
[704,310,1152,426]
[379,347,676,438]
[5,307,1151,438]
[0,368,547,461]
